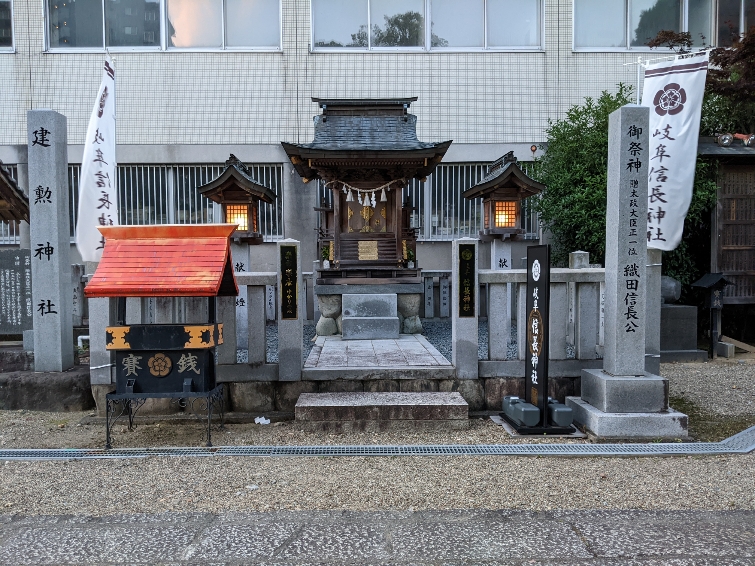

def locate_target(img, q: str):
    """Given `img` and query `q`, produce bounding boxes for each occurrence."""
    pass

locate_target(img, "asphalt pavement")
[1,509,753,565]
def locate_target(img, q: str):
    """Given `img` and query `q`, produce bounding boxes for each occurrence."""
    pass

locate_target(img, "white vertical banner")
[75,57,117,262]
[640,53,708,251]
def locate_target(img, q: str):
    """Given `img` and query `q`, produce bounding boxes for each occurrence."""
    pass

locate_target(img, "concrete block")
[439,379,485,411]
[581,368,668,414]
[342,317,400,340]
[661,305,699,351]
[342,294,397,318]
[569,251,590,269]
[295,392,468,422]
[275,381,318,412]
[216,296,237,365]
[399,379,439,393]
[247,285,266,364]
[229,382,275,413]
[484,377,525,411]
[717,341,735,358]
[318,380,364,393]
[364,379,400,393]
[488,283,510,361]
[0,367,94,412]
[566,396,688,438]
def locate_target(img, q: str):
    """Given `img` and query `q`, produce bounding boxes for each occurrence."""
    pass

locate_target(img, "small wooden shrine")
[197,154,277,245]
[282,98,451,284]
[84,224,238,448]
[463,151,544,241]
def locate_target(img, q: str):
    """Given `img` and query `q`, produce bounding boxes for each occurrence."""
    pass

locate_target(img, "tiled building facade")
[0,0,750,267]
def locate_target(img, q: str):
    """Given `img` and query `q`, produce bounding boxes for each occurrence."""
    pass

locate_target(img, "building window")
[717,0,755,46]
[46,0,280,50]
[0,1,12,49]
[573,0,727,50]
[312,0,543,50]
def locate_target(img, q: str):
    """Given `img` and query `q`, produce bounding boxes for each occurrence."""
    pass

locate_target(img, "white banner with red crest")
[641,52,708,251]
[75,56,117,263]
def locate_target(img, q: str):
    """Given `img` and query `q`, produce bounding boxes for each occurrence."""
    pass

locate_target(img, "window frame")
[44,0,282,52]
[572,0,717,52]
[0,0,14,52]
[309,0,545,53]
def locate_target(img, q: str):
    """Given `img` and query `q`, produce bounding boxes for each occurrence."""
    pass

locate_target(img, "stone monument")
[277,239,302,381]
[565,105,687,437]
[27,110,74,372]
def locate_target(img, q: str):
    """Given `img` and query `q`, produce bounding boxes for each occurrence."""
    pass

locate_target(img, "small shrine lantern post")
[463,152,544,271]
[198,155,277,246]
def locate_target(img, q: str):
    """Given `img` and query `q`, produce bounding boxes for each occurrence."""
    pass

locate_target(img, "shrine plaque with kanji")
[525,244,550,426]
[280,245,298,320]
[0,249,32,334]
[458,244,475,318]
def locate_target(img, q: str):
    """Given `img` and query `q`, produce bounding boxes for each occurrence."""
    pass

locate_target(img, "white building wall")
[0,0,643,151]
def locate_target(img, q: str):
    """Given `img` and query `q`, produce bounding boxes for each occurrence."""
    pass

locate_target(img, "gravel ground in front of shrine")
[0,360,753,516]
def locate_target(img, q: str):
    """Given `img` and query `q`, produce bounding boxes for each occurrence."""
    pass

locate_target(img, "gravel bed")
[0,360,753,516]
[422,319,518,361]
[237,322,316,364]
[665,358,755,416]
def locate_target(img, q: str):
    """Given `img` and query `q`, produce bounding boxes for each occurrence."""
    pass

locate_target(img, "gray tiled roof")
[298,115,441,152]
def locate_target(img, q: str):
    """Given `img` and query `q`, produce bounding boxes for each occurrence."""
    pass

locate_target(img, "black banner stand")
[500,245,574,435]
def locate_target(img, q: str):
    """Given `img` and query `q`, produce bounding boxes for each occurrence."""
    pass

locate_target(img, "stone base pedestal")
[580,368,668,413]
[565,397,688,438]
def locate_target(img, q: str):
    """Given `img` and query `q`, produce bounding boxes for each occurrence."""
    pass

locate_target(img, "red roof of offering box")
[84,224,239,298]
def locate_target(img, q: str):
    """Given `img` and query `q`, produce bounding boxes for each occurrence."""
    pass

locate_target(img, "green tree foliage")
[533,83,719,283]
[532,85,633,267]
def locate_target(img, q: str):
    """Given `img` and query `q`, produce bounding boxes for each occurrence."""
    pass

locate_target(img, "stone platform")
[295,391,469,431]
[302,335,454,380]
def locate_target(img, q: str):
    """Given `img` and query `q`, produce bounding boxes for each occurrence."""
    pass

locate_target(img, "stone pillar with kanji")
[27,110,73,371]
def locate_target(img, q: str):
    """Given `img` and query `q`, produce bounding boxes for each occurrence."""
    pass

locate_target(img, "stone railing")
[477,266,606,378]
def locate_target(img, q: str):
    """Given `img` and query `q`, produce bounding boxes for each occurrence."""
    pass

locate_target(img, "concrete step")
[341,317,400,340]
[295,392,469,431]
[342,293,397,318]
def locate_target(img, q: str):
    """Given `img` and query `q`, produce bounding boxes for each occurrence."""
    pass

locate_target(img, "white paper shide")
[641,53,708,251]
[75,57,118,262]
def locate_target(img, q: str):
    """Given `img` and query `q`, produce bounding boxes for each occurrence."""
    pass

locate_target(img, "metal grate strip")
[0,426,753,461]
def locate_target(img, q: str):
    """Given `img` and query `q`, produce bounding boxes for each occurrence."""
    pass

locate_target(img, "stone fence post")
[277,239,302,381]
[452,238,478,379]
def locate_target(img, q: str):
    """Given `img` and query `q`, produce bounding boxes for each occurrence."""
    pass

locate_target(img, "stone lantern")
[463,151,544,270]
[198,154,276,245]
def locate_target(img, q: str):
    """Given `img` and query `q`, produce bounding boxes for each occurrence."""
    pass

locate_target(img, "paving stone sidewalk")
[305,335,452,368]
[0,509,752,565]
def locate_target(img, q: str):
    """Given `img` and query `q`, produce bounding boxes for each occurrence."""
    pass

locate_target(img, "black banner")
[524,245,550,426]
[280,245,298,320]
[458,244,475,318]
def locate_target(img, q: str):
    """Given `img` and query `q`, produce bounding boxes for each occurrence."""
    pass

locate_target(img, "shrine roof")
[463,152,545,200]
[198,154,276,204]
[0,160,29,223]
[282,98,451,183]
[84,224,238,298]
